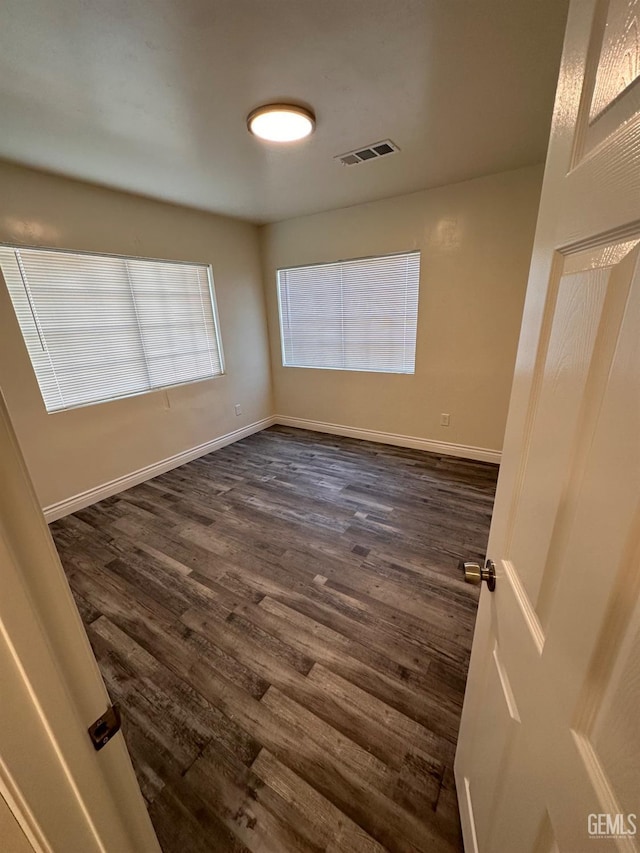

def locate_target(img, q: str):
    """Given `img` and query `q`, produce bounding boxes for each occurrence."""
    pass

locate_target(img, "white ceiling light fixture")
[247,104,315,142]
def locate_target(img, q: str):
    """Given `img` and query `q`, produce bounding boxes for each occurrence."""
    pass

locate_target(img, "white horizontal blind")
[278,251,420,373]
[0,246,223,412]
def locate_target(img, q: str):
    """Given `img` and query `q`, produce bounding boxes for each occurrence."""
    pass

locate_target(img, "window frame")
[0,242,226,414]
[276,249,420,375]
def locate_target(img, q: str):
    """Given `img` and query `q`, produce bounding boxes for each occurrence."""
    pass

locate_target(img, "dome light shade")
[247,104,315,142]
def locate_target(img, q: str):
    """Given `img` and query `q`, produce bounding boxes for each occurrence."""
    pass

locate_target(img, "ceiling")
[0,0,569,224]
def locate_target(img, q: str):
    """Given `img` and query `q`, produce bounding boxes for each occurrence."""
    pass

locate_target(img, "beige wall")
[260,164,543,453]
[0,161,272,509]
[0,160,542,511]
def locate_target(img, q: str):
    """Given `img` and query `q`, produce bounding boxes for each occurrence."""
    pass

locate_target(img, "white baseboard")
[43,416,276,522]
[275,415,501,464]
[44,413,499,522]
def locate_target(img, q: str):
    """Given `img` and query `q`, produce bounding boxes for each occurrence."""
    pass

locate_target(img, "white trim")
[43,413,499,522]
[43,416,276,521]
[275,415,501,464]
[0,756,50,853]
[458,776,480,853]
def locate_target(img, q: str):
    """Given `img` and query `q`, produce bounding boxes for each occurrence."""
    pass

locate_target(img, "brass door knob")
[459,559,496,592]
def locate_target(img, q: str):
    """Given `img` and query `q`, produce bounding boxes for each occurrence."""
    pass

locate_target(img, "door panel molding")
[0,381,160,852]
[455,1,640,849]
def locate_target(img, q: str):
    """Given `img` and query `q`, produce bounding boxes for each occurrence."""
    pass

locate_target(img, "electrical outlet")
[440,413,450,426]
[234,404,242,416]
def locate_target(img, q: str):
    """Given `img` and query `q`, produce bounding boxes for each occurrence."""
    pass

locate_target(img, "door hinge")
[88,704,121,751]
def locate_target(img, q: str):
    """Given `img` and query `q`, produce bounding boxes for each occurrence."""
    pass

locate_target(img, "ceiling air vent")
[335,139,399,166]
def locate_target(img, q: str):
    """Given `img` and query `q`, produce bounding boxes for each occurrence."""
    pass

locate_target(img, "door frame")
[0,387,160,852]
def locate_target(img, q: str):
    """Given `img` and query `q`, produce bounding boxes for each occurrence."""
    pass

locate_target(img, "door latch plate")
[88,704,121,751]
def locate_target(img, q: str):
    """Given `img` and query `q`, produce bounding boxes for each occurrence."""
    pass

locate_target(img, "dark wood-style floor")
[51,426,498,853]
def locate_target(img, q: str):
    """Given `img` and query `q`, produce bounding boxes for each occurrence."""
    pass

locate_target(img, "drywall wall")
[0,161,272,510]
[260,164,543,455]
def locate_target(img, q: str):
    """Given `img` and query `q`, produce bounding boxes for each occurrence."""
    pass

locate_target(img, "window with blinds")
[277,251,420,374]
[0,246,224,412]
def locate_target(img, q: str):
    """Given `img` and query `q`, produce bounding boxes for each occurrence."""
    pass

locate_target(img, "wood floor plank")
[181,739,327,853]
[393,749,445,817]
[250,750,387,853]
[66,555,270,701]
[148,783,251,853]
[190,503,479,648]
[186,578,464,751]
[261,685,394,796]
[254,595,462,741]
[51,425,498,852]
[181,604,430,776]
[212,552,471,674]
[305,665,455,769]
[88,616,214,768]
[107,604,452,850]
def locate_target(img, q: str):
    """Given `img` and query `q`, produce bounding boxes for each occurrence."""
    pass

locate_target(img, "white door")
[0,382,160,852]
[455,0,640,851]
